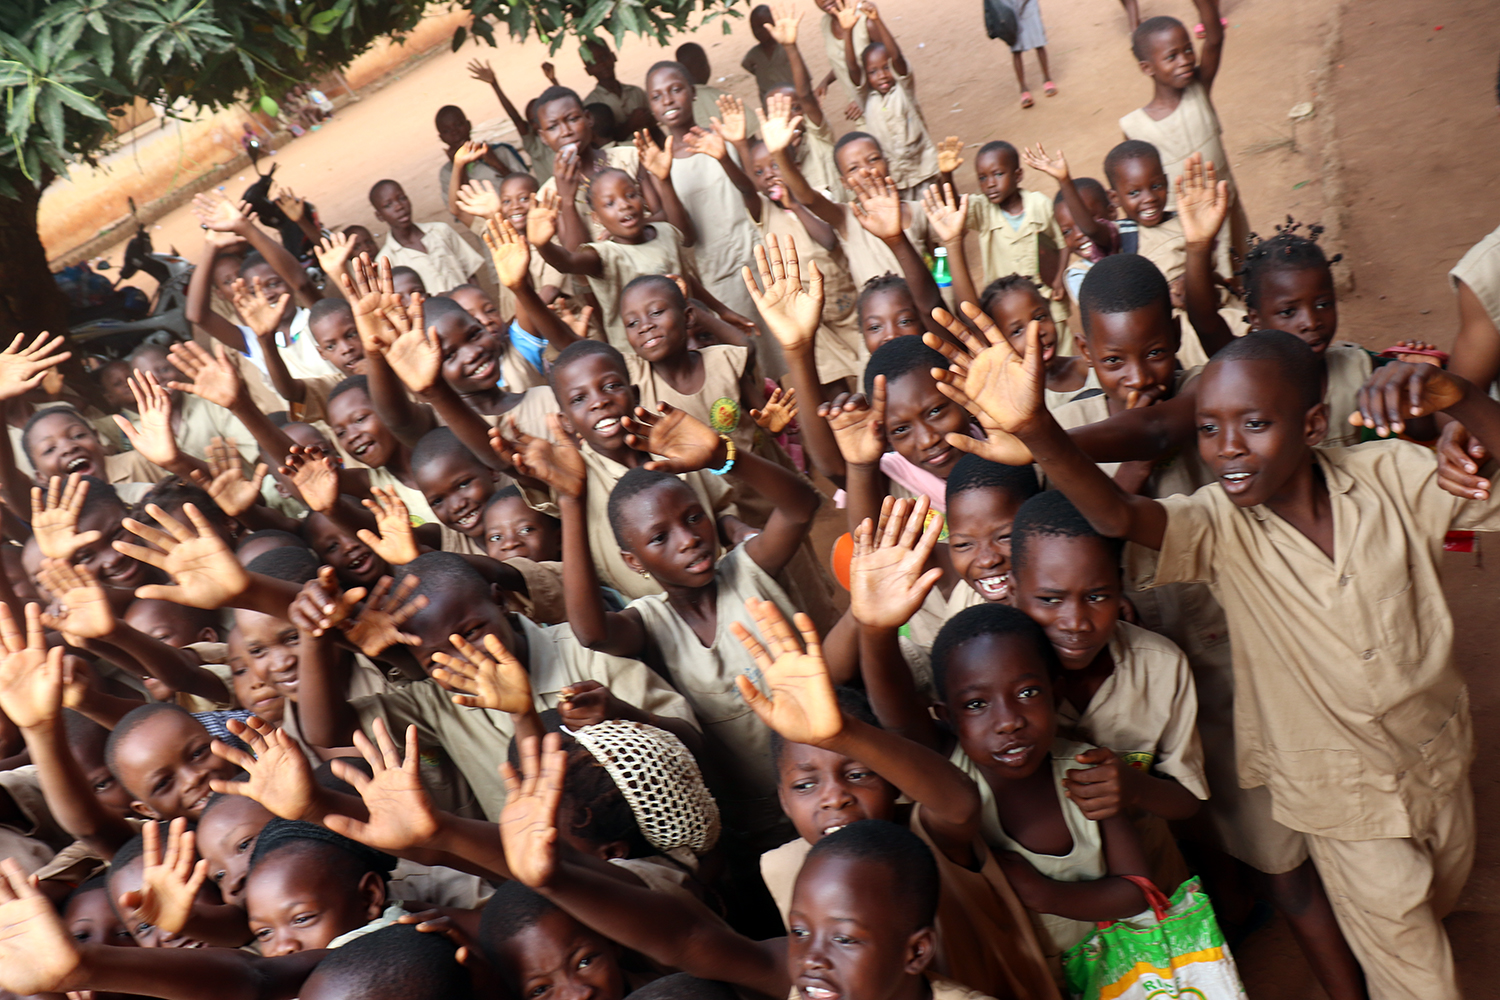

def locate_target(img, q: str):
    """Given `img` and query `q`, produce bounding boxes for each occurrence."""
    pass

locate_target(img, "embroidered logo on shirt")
[709,396,742,435]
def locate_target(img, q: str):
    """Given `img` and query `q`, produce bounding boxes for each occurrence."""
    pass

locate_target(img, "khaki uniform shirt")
[627,344,754,452]
[176,394,258,466]
[1450,223,1500,335]
[584,223,689,351]
[378,222,487,295]
[1126,441,1500,840]
[795,118,844,202]
[742,44,794,99]
[0,767,72,877]
[582,82,650,130]
[1321,343,1376,448]
[820,14,870,114]
[352,615,697,820]
[539,145,643,243]
[965,190,1065,290]
[858,70,939,192]
[837,199,935,289]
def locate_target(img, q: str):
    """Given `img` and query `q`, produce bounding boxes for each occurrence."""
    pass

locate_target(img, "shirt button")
[1362,649,1376,660]
[1340,575,1351,586]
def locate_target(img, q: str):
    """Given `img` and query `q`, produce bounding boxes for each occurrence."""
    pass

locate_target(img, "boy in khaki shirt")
[954,326,1500,1000]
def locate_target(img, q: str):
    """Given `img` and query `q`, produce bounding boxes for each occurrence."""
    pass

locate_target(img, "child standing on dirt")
[1003,0,1056,109]
[840,0,940,200]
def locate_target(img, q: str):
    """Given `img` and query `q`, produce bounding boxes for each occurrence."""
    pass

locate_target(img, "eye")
[1246,419,1270,429]
[846,767,875,782]
[1198,422,1218,434]
[255,927,273,941]
[962,698,987,711]
[832,934,856,945]
[792,778,817,792]
[1018,685,1043,699]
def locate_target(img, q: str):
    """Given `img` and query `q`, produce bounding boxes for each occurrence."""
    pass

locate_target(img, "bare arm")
[185,239,250,353]
[1194,0,1224,91]
[865,6,907,75]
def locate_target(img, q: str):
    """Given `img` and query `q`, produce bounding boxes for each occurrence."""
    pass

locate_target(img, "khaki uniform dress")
[582,82,650,130]
[1450,224,1500,347]
[857,71,939,197]
[819,14,870,121]
[1126,441,1500,1000]
[666,150,762,328]
[965,192,1069,348]
[351,615,697,821]
[627,544,796,848]
[795,119,844,202]
[742,44,794,99]
[583,223,689,352]
[539,145,643,243]
[838,199,935,289]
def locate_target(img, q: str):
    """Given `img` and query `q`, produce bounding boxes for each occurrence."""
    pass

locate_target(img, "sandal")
[1193,17,1228,37]
[1043,80,1058,97]
[1020,91,1034,109]
[1378,345,1450,366]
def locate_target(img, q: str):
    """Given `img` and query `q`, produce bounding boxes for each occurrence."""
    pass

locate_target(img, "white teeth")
[822,825,845,835]
[66,457,88,473]
[803,988,836,1000]
[1223,473,1249,481]
[457,512,478,526]
[594,417,620,431]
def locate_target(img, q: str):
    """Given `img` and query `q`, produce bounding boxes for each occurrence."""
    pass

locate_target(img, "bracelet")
[708,435,737,475]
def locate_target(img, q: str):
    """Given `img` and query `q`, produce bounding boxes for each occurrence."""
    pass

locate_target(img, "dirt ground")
[52,0,1500,991]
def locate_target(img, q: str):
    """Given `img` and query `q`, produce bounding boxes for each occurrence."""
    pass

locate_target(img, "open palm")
[849,496,945,629]
[499,733,566,888]
[0,604,62,731]
[730,599,841,746]
[37,560,115,640]
[0,859,82,996]
[743,235,823,355]
[116,504,250,609]
[431,633,534,713]
[209,718,316,820]
[624,403,721,474]
[325,720,441,851]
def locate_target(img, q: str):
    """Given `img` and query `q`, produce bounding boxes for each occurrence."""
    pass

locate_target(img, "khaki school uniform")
[539,145,643,243]
[501,557,568,625]
[351,615,697,820]
[667,150,762,330]
[753,193,864,386]
[175,394,258,467]
[837,199,935,289]
[965,191,1065,292]
[795,119,844,202]
[741,44,794,99]
[106,450,168,494]
[365,465,438,525]
[523,133,555,185]
[1450,223,1500,343]
[1052,378,1213,497]
[438,522,488,556]
[820,14,870,120]
[584,223,689,352]
[627,544,796,846]
[379,222,487,295]
[291,373,343,425]
[1126,440,1500,1000]
[582,82,650,131]
[902,581,986,703]
[0,767,72,877]
[858,71,939,196]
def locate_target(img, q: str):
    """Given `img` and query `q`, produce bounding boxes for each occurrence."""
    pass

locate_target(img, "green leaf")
[308,8,343,34]
[37,86,64,148]
[259,94,280,116]
[51,83,110,121]
[451,24,466,50]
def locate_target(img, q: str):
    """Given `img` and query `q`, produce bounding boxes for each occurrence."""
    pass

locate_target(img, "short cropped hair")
[1054,176,1109,209]
[608,467,686,549]
[388,266,426,292]
[104,703,199,785]
[411,427,483,475]
[245,546,320,584]
[976,140,1019,166]
[945,454,1040,508]
[535,86,584,114]
[645,61,693,88]
[237,529,306,554]
[771,686,879,769]
[864,334,949,396]
[1011,489,1115,572]
[549,339,627,393]
[855,272,911,318]
[420,294,474,324]
[834,130,881,160]
[368,179,402,204]
[930,603,1058,699]
[303,923,473,1000]
[630,975,738,1000]
[803,820,939,930]
[1077,253,1171,335]
[249,818,397,881]
[621,273,686,309]
[326,374,369,406]
[402,551,492,613]
[978,273,1043,315]
[1131,15,1185,60]
[1102,139,1162,187]
[1209,329,1323,409]
[309,297,354,327]
[479,881,561,958]
[22,406,97,465]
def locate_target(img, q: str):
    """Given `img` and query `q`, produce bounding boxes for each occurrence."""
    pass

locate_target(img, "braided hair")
[1240,217,1342,312]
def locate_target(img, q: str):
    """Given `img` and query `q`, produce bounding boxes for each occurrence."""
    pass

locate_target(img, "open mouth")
[1076,238,1096,256]
[454,509,480,531]
[637,334,664,352]
[1137,205,1162,223]
[991,743,1034,767]
[684,554,713,574]
[350,439,376,460]
[592,416,622,436]
[465,356,497,383]
[767,182,786,201]
[799,983,839,1000]
[346,549,372,574]
[63,455,93,475]
[1220,470,1253,494]
[923,445,954,469]
[973,575,1010,601]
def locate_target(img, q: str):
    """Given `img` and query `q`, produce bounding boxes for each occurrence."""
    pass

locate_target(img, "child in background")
[1120,0,1248,260]
[465,58,553,185]
[841,0,940,200]
[963,142,1068,329]
[815,0,869,122]
[977,275,1093,411]
[765,1,843,200]
[580,40,652,142]
[436,103,528,230]
[742,5,794,100]
[676,43,735,134]
[1020,144,1121,304]
[532,86,651,240]
[370,180,488,294]
[1004,0,1057,109]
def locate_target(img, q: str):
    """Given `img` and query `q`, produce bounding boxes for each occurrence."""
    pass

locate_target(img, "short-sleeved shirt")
[378,222,487,295]
[1125,441,1500,840]
[858,70,939,191]
[582,82,650,130]
[1450,223,1500,338]
[836,199,935,289]
[741,44,794,99]
[794,118,844,202]
[539,145,643,243]
[584,223,689,351]
[626,343,753,452]
[964,190,1065,289]
[754,194,863,384]
[820,14,871,112]
[175,394,258,466]
[351,615,697,820]
[438,143,528,207]
[1056,621,1209,800]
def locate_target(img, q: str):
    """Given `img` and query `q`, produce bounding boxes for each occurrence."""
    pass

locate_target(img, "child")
[128,343,258,466]
[22,408,165,498]
[977,276,1092,410]
[1009,489,1206,891]
[410,427,503,556]
[815,0,870,123]
[963,143,1065,311]
[482,486,561,563]
[580,40,652,141]
[742,4,795,99]
[764,2,843,199]
[467,57,554,184]
[370,180,488,294]
[1002,0,1056,108]
[1120,0,1248,259]
[435,101,527,224]
[954,325,1500,998]
[323,376,436,523]
[1019,144,1122,304]
[841,0,939,198]
[531,86,652,240]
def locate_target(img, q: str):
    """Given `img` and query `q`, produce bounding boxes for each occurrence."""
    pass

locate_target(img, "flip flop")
[1020,91,1035,109]
[1193,17,1228,37]
[1378,345,1450,366]
[1043,80,1058,97]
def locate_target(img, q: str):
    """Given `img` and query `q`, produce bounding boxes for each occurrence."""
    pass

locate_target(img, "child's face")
[241,264,294,321]
[303,514,388,589]
[537,97,593,156]
[73,504,154,592]
[751,8,776,45]
[392,271,425,299]
[1195,359,1326,508]
[881,372,968,479]
[1108,157,1168,227]
[197,795,275,907]
[370,183,413,229]
[837,138,889,186]
[938,632,1056,781]
[122,599,216,648]
[483,495,563,562]
[29,412,108,481]
[621,283,689,363]
[582,44,618,83]
[66,887,136,948]
[975,149,1022,207]
[1055,200,1107,260]
[327,387,399,470]
[589,172,648,241]
[131,351,182,405]
[1139,23,1197,88]
[1012,535,1122,671]
[946,488,1025,604]
[416,452,497,539]
[211,256,244,301]
[433,307,506,395]
[1079,303,1180,408]
[112,712,240,820]
[553,353,638,452]
[436,109,472,152]
[500,177,541,232]
[99,364,135,411]
[787,854,934,1000]
[496,909,626,1000]
[227,636,287,725]
[778,742,898,845]
[407,583,515,677]
[233,609,301,700]
[311,311,367,376]
[617,481,718,587]
[750,143,788,201]
[987,287,1059,362]
[345,227,380,262]
[862,43,897,95]
[71,728,133,818]
[110,857,200,947]
[246,851,385,956]
[647,67,695,130]
[859,287,923,354]
[449,285,510,339]
[1246,266,1338,355]
[766,85,809,125]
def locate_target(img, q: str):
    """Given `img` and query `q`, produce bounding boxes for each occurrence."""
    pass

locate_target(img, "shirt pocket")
[1376,577,1424,665]
[1266,748,1364,832]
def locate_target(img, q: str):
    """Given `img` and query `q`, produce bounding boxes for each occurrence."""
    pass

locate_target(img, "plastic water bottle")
[931,246,952,288]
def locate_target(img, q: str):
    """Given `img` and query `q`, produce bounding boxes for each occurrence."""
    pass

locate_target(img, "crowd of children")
[1,3,1494,1000]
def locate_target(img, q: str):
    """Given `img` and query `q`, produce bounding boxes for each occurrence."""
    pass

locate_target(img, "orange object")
[831,532,854,590]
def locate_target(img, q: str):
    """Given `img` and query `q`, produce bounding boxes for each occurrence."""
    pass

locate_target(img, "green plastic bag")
[1061,877,1247,1000]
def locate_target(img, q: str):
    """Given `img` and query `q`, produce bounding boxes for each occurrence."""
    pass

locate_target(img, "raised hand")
[116,817,209,937]
[272,185,306,223]
[112,371,180,469]
[551,299,595,339]
[929,306,1047,447]
[289,564,361,637]
[557,680,623,729]
[357,487,420,565]
[315,230,356,277]
[343,574,426,656]
[757,92,804,157]
[36,560,115,641]
[167,338,245,410]
[936,136,965,175]
[834,0,863,30]
[0,332,69,400]
[847,169,904,241]
[430,632,534,713]
[454,139,489,169]
[682,126,728,162]
[769,0,801,44]
[1351,361,1467,438]
[458,178,503,221]
[31,475,100,560]
[498,732,566,888]
[325,719,441,851]
[498,414,586,499]
[279,445,340,514]
[1020,142,1069,181]
[730,598,842,746]
[482,215,531,291]
[380,293,443,395]
[1175,152,1230,248]
[467,58,498,85]
[742,234,824,356]
[622,402,722,473]
[818,385,886,466]
[114,503,250,609]
[191,192,248,234]
[338,254,401,356]
[921,183,969,246]
[209,717,317,820]
[712,94,748,144]
[189,438,266,518]
[527,188,562,247]
[751,386,798,434]
[0,603,63,730]
[0,858,84,996]
[849,495,946,628]
[632,129,676,182]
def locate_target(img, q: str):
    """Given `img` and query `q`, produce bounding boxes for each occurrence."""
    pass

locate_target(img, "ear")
[195,626,220,644]
[1138,59,1154,75]
[130,799,161,820]
[930,701,951,726]
[620,550,647,577]
[1303,401,1329,447]
[1075,334,1094,365]
[557,411,580,438]
[597,840,632,861]
[901,926,937,975]
[357,870,387,921]
[488,582,507,606]
[1107,187,1122,209]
